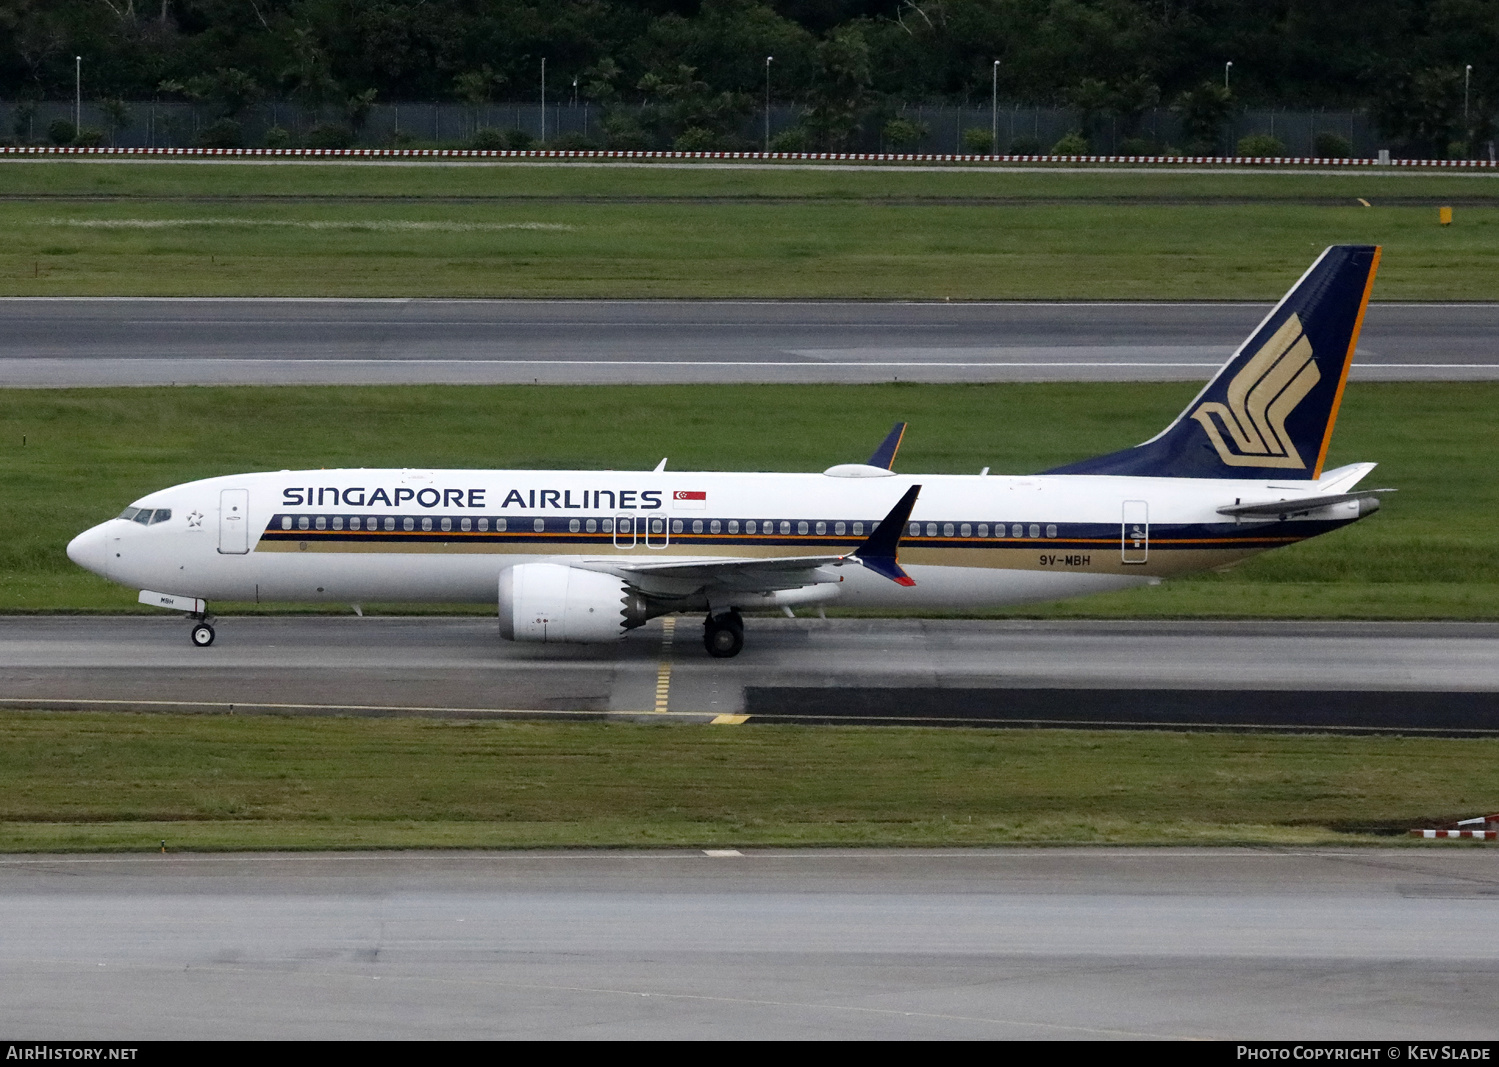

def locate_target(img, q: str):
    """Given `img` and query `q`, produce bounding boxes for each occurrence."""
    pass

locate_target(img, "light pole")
[74,56,81,134]
[1224,61,1233,90]
[991,60,1000,156]
[540,58,546,143]
[764,55,773,153]
[1465,64,1473,128]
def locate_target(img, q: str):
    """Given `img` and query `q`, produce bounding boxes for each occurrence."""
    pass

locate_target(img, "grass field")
[0,713,1493,851]
[3,381,1495,618]
[2,161,1496,298]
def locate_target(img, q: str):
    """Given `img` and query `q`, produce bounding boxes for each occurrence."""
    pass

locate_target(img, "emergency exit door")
[1121,500,1149,564]
[219,489,249,554]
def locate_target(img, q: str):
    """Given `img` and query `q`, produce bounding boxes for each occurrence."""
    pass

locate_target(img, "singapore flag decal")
[672,490,707,510]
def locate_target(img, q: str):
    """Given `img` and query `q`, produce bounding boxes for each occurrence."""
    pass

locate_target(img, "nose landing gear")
[704,610,744,658]
[189,608,216,648]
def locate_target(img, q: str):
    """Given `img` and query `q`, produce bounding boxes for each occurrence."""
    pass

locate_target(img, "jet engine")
[498,563,647,643]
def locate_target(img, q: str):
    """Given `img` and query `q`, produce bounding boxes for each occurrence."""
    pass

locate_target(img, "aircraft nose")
[66,524,109,578]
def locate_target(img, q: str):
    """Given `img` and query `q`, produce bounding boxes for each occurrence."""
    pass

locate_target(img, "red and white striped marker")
[1410,829,1498,840]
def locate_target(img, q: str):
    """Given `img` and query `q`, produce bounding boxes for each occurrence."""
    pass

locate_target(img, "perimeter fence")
[3,99,1478,161]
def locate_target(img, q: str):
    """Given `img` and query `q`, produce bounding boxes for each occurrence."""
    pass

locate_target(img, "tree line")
[3,0,1493,157]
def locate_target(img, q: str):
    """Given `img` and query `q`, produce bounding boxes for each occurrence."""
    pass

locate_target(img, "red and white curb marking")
[3,145,1497,168]
[1411,813,1499,840]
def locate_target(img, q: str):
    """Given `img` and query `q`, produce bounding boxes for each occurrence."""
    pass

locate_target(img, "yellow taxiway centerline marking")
[653,616,676,713]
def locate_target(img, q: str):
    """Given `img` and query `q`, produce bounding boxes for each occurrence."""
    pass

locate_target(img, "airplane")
[67,244,1386,659]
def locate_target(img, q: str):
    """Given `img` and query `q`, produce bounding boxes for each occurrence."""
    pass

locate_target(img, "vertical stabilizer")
[1046,245,1380,480]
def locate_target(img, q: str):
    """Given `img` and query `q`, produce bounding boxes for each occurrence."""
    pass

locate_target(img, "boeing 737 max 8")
[68,245,1385,658]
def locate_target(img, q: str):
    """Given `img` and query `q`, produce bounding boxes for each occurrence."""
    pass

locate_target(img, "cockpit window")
[119,506,170,525]
[117,506,140,522]
[151,509,171,525]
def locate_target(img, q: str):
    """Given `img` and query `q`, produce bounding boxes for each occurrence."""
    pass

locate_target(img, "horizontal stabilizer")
[1218,489,1392,520]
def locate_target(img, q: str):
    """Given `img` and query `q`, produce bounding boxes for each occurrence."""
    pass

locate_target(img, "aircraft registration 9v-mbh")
[68,245,1387,658]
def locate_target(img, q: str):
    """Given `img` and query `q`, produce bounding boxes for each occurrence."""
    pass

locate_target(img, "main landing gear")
[703,610,744,659]
[189,609,216,648]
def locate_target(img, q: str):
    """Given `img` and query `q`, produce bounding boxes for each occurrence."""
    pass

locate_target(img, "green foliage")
[1175,82,1235,154]
[1008,134,1044,154]
[263,126,293,149]
[196,119,243,150]
[882,117,928,148]
[46,119,76,146]
[1051,131,1089,155]
[673,126,720,151]
[769,126,809,151]
[469,126,508,151]
[1119,136,1151,155]
[305,124,355,150]
[72,127,104,148]
[962,127,995,154]
[1314,132,1353,158]
[1237,133,1286,157]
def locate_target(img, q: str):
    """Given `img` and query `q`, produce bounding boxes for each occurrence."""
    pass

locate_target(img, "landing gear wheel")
[704,611,744,658]
[190,623,216,648]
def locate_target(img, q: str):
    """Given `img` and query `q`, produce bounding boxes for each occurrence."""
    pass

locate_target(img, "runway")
[4,847,1499,1039]
[0,298,1494,386]
[4,616,1498,732]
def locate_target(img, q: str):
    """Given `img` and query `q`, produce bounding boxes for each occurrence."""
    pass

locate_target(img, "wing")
[571,484,923,599]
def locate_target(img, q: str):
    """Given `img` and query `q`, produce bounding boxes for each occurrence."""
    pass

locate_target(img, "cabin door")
[219,489,250,554]
[1121,500,1149,564]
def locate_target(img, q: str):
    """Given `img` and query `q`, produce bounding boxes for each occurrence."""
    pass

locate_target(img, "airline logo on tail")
[1189,313,1320,469]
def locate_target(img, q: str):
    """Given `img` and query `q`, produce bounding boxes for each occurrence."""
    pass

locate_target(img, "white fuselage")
[67,465,1368,613]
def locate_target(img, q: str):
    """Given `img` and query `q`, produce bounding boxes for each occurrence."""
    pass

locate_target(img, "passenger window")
[618,518,630,534]
[926,523,937,536]
[461,518,471,532]
[585,519,596,533]
[1029,524,1040,538]
[385,517,396,531]
[798,521,809,535]
[1012,524,1023,538]
[476,517,488,532]
[853,522,864,536]
[651,518,664,534]
[909,522,920,536]
[709,520,720,534]
[420,518,432,532]
[977,524,988,537]
[441,517,452,532]
[403,518,415,531]
[1047,524,1057,538]
[727,520,738,534]
[691,520,702,534]
[673,519,684,534]
[281,517,292,530]
[332,517,344,531]
[815,521,826,535]
[350,517,361,530]
[600,518,612,533]
[315,516,327,530]
[834,522,845,536]
[746,521,756,534]
[533,518,545,532]
[495,518,506,532]
[943,523,954,537]
[779,521,791,535]
[569,519,580,533]
[298,517,310,531]
[960,523,971,537]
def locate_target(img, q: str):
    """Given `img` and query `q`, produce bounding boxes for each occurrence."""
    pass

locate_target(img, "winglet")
[867,422,907,470]
[851,484,921,586]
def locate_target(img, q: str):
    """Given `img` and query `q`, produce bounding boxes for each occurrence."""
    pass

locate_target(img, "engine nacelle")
[498,563,644,643]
